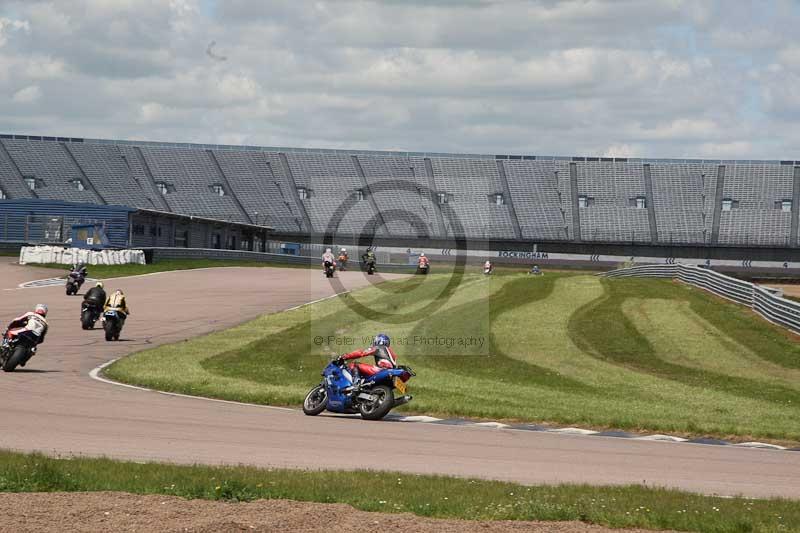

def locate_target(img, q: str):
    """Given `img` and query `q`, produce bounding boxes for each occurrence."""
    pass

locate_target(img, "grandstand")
[2,133,800,249]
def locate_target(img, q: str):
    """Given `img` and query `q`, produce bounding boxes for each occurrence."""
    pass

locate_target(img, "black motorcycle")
[65,272,85,296]
[81,301,103,330]
[324,260,336,278]
[102,309,126,341]
[0,329,37,372]
[362,255,377,275]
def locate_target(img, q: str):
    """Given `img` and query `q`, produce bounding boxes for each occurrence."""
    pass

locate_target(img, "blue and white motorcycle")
[102,309,126,342]
[303,359,415,420]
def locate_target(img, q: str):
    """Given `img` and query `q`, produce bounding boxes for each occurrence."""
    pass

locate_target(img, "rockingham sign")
[497,250,549,259]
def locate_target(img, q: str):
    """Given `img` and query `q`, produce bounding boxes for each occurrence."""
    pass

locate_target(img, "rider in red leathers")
[337,333,396,379]
[4,304,48,367]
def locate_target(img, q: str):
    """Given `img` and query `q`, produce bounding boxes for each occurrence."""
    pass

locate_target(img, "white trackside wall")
[19,245,146,266]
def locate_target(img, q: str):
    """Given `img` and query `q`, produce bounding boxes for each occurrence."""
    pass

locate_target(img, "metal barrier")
[602,263,800,335]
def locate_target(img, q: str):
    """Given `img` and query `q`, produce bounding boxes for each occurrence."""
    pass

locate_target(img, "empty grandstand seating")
[139,147,248,223]
[650,163,718,244]
[1,134,799,248]
[116,145,171,211]
[285,152,384,235]
[213,150,303,232]
[503,159,571,240]
[357,155,438,237]
[2,139,102,204]
[718,164,794,246]
[64,143,156,209]
[575,161,650,243]
[430,158,515,239]
[0,141,36,200]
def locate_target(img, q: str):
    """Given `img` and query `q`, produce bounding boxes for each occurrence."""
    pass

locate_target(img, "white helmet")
[420,252,425,257]
[326,248,332,253]
[34,303,48,317]
[341,248,346,252]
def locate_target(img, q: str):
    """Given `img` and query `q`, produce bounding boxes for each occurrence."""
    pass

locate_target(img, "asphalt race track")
[0,258,798,499]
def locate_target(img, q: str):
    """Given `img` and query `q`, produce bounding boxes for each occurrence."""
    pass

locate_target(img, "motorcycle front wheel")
[358,385,394,420]
[302,385,328,415]
[2,346,28,372]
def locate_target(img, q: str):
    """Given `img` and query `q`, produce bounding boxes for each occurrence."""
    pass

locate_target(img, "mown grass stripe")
[107,272,800,442]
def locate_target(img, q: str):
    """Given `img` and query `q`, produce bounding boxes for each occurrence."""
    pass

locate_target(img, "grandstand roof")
[2,132,794,166]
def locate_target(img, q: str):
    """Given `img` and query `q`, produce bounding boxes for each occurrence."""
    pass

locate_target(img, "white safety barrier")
[603,264,800,334]
[19,246,146,266]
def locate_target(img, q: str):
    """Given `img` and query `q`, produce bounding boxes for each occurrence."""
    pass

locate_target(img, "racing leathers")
[83,286,106,308]
[339,344,398,378]
[104,292,130,321]
[322,251,336,269]
[6,311,48,347]
[70,265,88,280]
[337,251,349,270]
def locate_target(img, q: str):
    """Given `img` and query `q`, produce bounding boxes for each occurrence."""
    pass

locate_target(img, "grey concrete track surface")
[0,259,798,499]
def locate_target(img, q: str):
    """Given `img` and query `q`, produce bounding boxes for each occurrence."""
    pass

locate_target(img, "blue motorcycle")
[303,359,415,420]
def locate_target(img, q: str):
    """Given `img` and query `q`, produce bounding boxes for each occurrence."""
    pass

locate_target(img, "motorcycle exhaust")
[393,395,412,407]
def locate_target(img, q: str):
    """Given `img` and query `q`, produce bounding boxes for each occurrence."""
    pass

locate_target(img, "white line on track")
[83,276,795,452]
[87,290,349,411]
[89,359,295,412]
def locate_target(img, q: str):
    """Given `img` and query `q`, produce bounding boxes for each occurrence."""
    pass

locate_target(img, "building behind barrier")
[0,199,271,250]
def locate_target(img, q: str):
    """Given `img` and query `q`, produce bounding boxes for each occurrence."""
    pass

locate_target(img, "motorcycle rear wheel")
[2,346,27,372]
[358,385,394,420]
[302,385,327,416]
[81,310,93,330]
[104,321,115,342]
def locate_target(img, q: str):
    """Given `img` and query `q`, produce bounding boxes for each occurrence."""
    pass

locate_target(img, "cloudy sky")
[1,0,799,159]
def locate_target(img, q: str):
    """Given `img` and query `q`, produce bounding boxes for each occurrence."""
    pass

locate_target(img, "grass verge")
[106,272,800,442]
[32,258,318,279]
[0,450,796,532]
[33,257,423,279]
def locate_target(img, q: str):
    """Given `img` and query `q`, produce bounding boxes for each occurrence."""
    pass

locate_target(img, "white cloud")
[0,16,30,47]
[0,0,796,159]
[24,56,67,80]
[12,85,41,104]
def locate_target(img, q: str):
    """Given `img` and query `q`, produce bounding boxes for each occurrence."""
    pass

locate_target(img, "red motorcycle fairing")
[5,328,24,338]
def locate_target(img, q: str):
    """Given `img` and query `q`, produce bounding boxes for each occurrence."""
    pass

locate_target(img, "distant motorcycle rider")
[4,304,49,366]
[322,247,336,266]
[83,281,106,309]
[337,333,397,379]
[70,262,88,280]
[362,248,376,263]
[417,252,429,274]
[338,248,349,271]
[322,248,337,276]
